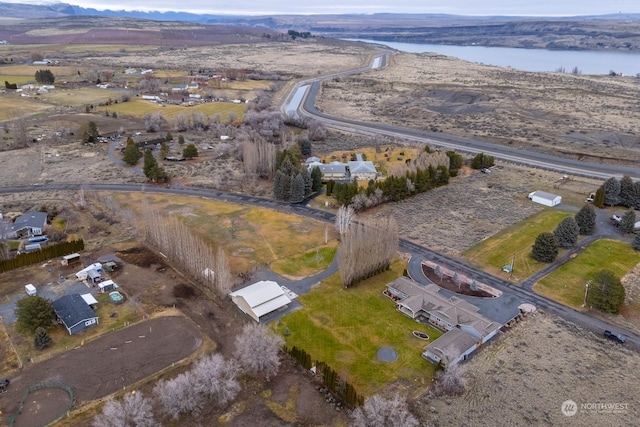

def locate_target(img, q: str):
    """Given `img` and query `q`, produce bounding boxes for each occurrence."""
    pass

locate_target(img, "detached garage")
[53,294,99,335]
[528,190,562,207]
[229,280,292,323]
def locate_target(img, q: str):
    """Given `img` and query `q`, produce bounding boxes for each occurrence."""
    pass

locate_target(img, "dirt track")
[1,316,202,418]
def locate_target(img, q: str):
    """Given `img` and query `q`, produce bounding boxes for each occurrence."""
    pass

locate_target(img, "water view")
[349,39,640,76]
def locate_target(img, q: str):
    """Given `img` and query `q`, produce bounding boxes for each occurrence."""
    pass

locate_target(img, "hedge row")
[0,240,84,273]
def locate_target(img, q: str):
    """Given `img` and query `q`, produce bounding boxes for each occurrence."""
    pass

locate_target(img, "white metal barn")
[229,280,292,322]
[528,191,562,207]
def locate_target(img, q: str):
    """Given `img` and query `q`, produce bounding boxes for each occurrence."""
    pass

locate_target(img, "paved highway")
[289,53,639,180]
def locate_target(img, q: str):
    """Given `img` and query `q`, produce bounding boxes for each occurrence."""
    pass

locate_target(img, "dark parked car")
[0,378,9,393]
[604,330,626,344]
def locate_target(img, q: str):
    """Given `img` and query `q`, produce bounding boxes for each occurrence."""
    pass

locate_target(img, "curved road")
[289,52,639,180]
[2,183,639,349]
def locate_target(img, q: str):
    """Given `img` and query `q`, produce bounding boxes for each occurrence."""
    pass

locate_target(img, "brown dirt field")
[0,316,203,419]
[13,387,72,427]
[414,312,640,426]
[363,162,600,255]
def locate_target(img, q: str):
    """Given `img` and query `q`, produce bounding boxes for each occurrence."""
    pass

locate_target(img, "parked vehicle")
[0,378,9,393]
[604,330,626,344]
[610,215,622,227]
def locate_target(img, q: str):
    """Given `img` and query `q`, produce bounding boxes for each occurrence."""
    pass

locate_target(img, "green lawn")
[270,246,337,277]
[463,210,573,282]
[274,261,441,397]
[534,239,640,309]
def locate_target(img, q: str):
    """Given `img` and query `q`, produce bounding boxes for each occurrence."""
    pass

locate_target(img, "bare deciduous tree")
[351,393,419,427]
[234,323,283,380]
[0,220,12,261]
[13,118,29,148]
[93,391,158,427]
[192,353,241,406]
[214,246,233,294]
[334,205,356,236]
[145,210,231,294]
[432,358,466,397]
[154,371,203,419]
[144,113,166,133]
[239,131,276,179]
[337,216,398,288]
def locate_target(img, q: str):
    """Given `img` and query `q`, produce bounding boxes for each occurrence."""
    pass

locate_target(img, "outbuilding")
[528,190,562,207]
[229,280,292,323]
[97,280,118,293]
[52,294,99,335]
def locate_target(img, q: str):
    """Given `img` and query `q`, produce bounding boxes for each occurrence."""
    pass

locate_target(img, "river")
[348,39,640,76]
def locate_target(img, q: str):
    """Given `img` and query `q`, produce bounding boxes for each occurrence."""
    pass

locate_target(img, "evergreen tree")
[531,232,559,263]
[165,131,173,141]
[273,170,286,200]
[35,69,54,84]
[575,204,597,235]
[633,182,640,210]
[290,173,305,202]
[619,175,634,207]
[311,166,323,192]
[15,295,55,334]
[471,152,494,169]
[143,149,159,179]
[182,143,198,159]
[632,233,640,251]
[593,186,605,208]
[122,138,142,166]
[79,121,99,143]
[620,210,636,234]
[34,326,52,349]
[300,167,312,195]
[446,150,463,174]
[159,141,169,160]
[553,217,579,248]
[178,135,185,145]
[602,177,621,206]
[587,270,625,314]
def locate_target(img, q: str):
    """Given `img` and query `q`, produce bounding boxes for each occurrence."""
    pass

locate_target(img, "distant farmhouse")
[8,211,47,239]
[305,153,378,182]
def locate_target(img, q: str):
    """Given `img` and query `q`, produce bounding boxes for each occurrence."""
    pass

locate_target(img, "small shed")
[81,293,98,309]
[528,191,562,207]
[229,280,292,322]
[25,284,37,296]
[97,280,118,293]
[52,294,99,335]
[24,243,41,253]
[61,253,81,266]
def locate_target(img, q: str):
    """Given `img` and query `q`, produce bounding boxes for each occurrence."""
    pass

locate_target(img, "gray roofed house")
[307,162,348,181]
[52,294,99,335]
[305,156,321,163]
[423,328,479,366]
[386,276,504,367]
[9,211,47,239]
[348,160,377,181]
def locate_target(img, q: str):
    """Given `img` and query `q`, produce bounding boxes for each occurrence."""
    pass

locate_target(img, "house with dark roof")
[52,294,99,335]
[9,211,47,239]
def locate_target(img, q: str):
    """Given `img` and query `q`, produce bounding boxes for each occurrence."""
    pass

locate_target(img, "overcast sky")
[10,0,640,16]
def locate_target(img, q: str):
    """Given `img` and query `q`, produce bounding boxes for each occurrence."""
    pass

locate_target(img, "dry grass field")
[415,312,640,426]
[316,52,640,167]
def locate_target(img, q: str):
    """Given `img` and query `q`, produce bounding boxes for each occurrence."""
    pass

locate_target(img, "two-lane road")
[290,53,639,180]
